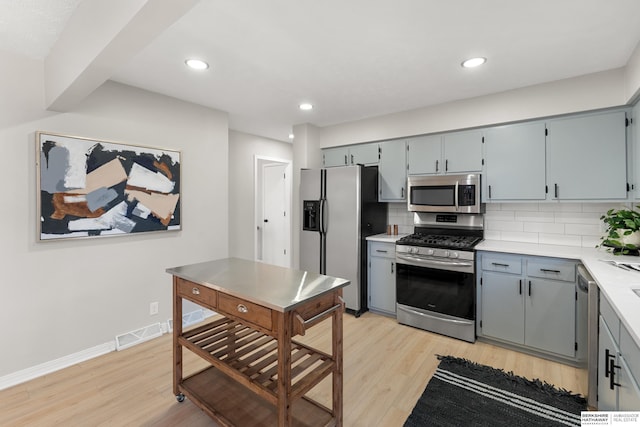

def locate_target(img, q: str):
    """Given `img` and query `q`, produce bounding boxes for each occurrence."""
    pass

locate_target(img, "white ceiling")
[3,0,640,142]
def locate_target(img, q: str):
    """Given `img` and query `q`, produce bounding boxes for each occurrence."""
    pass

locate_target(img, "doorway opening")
[254,156,292,267]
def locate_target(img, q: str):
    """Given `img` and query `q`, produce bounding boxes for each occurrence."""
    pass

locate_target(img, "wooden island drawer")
[176,278,217,309]
[218,293,273,331]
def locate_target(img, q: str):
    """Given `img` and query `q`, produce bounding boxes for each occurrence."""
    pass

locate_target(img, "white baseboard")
[0,309,213,391]
[0,341,116,391]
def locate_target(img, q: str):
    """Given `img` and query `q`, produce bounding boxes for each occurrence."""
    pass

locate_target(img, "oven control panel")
[395,245,474,261]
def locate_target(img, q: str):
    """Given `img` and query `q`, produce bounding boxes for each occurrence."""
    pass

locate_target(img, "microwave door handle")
[454,181,459,211]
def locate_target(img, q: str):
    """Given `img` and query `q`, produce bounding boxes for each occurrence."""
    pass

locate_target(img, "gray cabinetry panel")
[481,271,525,344]
[378,140,407,201]
[407,135,441,175]
[484,121,546,201]
[442,130,483,173]
[524,277,575,357]
[546,111,627,200]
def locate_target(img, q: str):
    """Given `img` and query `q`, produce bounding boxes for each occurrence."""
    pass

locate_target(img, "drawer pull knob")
[192,287,200,295]
[540,268,561,274]
[237,304,249,313]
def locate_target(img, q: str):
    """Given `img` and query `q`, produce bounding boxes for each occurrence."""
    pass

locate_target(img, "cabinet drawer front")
[369,242,395,258]
[218,294,273,331]
[481,254,522,274]
[621,325,640,385]
[600,294,620,342]
[176,278,217,309]
[526,259,575,282]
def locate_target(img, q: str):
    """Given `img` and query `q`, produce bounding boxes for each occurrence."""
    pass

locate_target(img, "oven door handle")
[396,254,473,268]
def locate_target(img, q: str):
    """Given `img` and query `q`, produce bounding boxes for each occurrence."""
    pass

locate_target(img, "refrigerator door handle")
[319,198,327,234]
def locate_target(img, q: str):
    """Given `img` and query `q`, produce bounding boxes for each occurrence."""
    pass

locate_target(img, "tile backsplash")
[387,202,632,247]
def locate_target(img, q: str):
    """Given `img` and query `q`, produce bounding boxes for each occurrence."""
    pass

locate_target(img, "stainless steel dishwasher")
[577,264,598,408]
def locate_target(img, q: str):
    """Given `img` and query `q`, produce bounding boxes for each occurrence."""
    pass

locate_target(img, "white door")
[262,163,289,267]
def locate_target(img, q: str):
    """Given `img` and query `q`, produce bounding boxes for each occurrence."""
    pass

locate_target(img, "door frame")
[254,155,292,266]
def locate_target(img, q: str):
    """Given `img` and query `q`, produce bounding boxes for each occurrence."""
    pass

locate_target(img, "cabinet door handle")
[605,349,615,377]
[519,279,522,295]
[435,160,439,172]
[344,155,348,165]
[445,159,449,172]
[609,358,621,390]
[351,154,354,164]
[401,187,405,198]
[540,268,561,274]
[192,287,200,295]
[488,185,492,199]
[554,183,558,198]
[376,249,388,253]
[391,262,394,274]
[528,280,532,297]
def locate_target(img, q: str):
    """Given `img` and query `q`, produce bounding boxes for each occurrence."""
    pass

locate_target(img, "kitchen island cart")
[167,258,348,427]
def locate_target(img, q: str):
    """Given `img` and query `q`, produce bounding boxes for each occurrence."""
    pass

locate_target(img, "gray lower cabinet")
[598,293,640,411]
[368,241,396,316]
[477,252,577,359]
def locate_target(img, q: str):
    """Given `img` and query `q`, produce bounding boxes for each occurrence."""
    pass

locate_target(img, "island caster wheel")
[176,393,185,403]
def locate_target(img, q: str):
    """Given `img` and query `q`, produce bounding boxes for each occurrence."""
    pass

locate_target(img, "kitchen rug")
[404,355,587,427]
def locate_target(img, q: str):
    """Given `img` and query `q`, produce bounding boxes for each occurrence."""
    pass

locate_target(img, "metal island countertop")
[166,257,350,312]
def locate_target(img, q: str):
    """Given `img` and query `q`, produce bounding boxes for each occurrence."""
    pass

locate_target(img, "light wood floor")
[0,312,587,426]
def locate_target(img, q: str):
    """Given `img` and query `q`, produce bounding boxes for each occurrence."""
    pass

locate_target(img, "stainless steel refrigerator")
[300,165,387,316]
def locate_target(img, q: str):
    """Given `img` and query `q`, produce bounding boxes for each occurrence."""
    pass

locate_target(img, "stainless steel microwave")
[407,174,483,213]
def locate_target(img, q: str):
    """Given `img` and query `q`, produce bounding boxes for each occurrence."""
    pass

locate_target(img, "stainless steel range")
[395,213,483,342]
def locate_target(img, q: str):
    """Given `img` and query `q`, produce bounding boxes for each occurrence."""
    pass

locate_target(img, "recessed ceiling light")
[461,57,487,68]
[299,103,313,111]
[288,133,295,139]
[185,58,209,70]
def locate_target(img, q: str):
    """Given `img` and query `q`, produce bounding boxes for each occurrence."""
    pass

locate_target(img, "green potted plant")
[599,206,640,255]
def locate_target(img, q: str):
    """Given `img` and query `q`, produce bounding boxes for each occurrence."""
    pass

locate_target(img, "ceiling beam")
[44,0,200,112]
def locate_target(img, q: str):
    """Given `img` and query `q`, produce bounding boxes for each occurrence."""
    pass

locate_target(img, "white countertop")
[366,233,408,243]
[477,240,640,348]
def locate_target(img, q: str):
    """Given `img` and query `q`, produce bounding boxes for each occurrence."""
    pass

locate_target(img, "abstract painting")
[37,132,181,241]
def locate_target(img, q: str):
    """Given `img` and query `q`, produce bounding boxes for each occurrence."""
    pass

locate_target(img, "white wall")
[0,51,229,377]
[228,130,292,261]
[319,69,626,147]
[625,41,640,103]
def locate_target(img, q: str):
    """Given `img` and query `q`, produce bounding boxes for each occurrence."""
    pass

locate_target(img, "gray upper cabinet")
[322,143,379,167]
[379,140,407,201]
[483,121,546,201]
[442,130,484,173]
[407,130,483,175]
[407,135,442,175]
[546,111,628,200]
[348,143,379,165]
[322,147,349,167]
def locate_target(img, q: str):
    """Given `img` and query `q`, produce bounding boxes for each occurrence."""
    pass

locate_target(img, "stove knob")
[425,249,434,256]
[442,250,450,258]
[408,247,416,254]
[449,252,459,259]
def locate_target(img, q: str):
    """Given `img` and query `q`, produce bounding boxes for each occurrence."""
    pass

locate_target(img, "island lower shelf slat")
[179,316,335,404]
[180,366,335,427]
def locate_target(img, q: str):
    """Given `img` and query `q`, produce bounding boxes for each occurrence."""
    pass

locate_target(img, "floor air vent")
[115,322,163,351]
[167,308,217,333]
